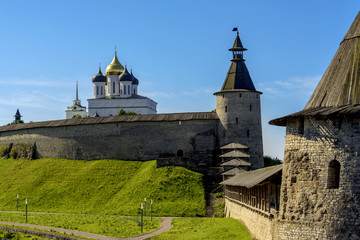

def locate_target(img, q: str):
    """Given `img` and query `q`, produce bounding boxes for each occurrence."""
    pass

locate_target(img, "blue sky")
[0,1,359,159]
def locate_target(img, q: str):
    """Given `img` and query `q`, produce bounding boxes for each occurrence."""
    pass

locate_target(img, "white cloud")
[261,75,320,98]
[0,76,76,87]
[141,91,173,98]
[183,87,217,96]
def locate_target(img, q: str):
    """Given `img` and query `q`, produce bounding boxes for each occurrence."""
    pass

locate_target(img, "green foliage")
[189,137,196,149]
[0,230,47,240]
[7,143,34,160]
[72,114,82,119]
[0,212,161,238]
[0,145,11,158]
[264,155,282,167]
[211,109,216,113]
[213,199,225,218]
[0,159,205,217]
[149,218,253,240]
[117,109,137,116]
[6,120,24,126]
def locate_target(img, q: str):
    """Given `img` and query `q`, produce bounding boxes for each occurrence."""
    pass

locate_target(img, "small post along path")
[0,217,174,240]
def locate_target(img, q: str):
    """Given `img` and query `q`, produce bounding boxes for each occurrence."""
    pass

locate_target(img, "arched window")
[225,106,227,112]
[96,86,99,95]
[113,82,115,93]
[124,85,127,95]
[177,150,183,157]
[101,86,103,95]
[328,160,340,189]
[128,85,130,95]
[247,129,250,138]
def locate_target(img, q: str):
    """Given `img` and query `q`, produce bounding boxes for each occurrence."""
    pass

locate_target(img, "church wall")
[276,117,360,240]
[0,119,218,167]
[88,98,157,116]
[216,91,263,169]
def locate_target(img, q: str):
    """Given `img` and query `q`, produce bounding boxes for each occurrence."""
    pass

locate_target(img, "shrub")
[8,143,35,160]
[0,144,12,158]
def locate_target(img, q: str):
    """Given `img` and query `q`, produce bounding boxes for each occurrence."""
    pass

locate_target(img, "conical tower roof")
[229,32,247,51]
[270,11,360,126]
[306,11,360,108]
[216,32,260,93]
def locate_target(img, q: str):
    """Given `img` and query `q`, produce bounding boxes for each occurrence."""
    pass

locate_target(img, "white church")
[66,51,157,118]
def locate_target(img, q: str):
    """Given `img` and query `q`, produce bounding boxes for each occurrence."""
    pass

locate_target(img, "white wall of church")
[88,98,157,117]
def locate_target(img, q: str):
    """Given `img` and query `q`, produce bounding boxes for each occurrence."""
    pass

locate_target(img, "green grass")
[0,158,205,217]
[0,212,161,238]
[0,229,48,240]
[149,217,253,240]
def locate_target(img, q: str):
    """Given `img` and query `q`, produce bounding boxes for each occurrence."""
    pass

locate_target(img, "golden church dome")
[105,51,124,75]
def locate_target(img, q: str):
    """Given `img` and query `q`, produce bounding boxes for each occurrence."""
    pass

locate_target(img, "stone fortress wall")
[0,115,219,170]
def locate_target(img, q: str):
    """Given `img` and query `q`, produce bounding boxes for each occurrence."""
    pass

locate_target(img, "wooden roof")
[218,150,250,158]
[0,112,218,133]
[221,167,246,176]
[219,142,249,150]
[269,104,360,126]
[270,11,360,126]
[306,11,360,109]
[220,164,283,188]
[220,158,251,167]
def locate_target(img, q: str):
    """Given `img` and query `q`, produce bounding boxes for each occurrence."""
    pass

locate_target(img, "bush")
[117,109,137,116]
[9,143,35,160]
[0,144,12,158]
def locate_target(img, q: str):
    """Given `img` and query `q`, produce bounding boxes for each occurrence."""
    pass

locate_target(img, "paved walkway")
[0,217,174,240]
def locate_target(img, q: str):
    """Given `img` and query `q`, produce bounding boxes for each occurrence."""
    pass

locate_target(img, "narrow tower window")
[239,94,242,97]
[96,86,99,95]
[247,129,250,138]
[328,160,340,189]
[236,118,238,124]
[250,105,252,111]
[124,85,126,94]
[113,82,115,93]
[225,106,227,112]
[128,85,130,95]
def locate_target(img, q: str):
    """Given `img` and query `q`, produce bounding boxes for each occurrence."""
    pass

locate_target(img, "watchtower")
[270,11,360,240]
[214,31,263,169]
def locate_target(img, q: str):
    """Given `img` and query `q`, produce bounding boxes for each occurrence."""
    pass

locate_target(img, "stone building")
[0,32,264,172]
[87,52,157,117]
[222,10,360,240]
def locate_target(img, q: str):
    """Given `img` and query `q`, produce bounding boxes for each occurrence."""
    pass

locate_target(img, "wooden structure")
[221,164,282,214]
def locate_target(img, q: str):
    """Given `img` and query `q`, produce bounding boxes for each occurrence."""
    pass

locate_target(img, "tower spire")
[76,80,79,101]
[218,31,256,92]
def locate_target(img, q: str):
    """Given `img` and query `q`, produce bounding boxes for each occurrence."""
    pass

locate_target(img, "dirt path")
[0,217,174,240]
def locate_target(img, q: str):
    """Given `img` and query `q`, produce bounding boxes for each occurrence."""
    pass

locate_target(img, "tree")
[6,120,24,126]
[72,114,82,119]
[117,109,137,116]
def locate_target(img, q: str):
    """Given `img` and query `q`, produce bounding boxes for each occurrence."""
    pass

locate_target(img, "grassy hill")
[0,158,206,217]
